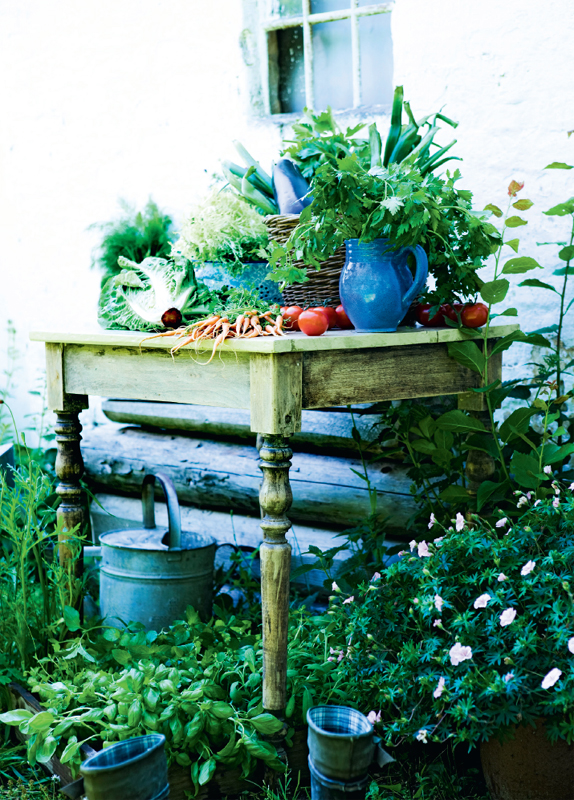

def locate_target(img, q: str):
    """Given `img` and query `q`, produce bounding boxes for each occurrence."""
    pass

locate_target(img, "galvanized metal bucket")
[80,733,168,800]
[307,706,376,782]
[89,472,216,630]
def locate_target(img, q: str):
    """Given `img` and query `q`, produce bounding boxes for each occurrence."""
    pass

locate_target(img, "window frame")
[257,0,394,116]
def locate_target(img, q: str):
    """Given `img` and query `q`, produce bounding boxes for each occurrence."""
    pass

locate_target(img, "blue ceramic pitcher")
[339,238,428,332]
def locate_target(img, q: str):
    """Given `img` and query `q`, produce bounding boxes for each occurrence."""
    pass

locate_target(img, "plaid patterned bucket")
[307,706,375,781]
[80,734,169,800]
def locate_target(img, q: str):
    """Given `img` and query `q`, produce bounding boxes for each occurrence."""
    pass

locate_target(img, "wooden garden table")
[30,324,517,716]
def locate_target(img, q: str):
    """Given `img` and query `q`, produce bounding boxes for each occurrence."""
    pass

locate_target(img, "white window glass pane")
[357,0,386,5]
[277,26,306,113]
[359,12,393,106]
[271,0,302,16]
[311,0,350,12]
[312,18,353,110]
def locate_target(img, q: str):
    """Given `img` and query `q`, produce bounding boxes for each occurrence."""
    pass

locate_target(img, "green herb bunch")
[173,189,269,276]
[331,494,574,750]
[0,605,354,792]
[268,156,498,303]
[90,200,175,286]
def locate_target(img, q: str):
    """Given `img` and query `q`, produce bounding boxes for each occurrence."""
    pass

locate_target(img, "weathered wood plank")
[82,425,415,531]
[63,345,251,409]
[250,353,303,434]
[302,342,487,408]
[101,400,385,455]
[31,323,520,355]
[45,342,65,410]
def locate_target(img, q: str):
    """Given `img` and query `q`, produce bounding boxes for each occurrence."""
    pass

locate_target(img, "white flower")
[495,518,508,528]
[544,465,552,475]
[428,513,436,530]
[367,710,382,724]
[434,536,444,546]
[497,573,508,582]
[526,492,532,500]
[398,550,406,557]
[473,593,491,610]
[568,637,574,654]
[553,496,560,509]
[327,656,335,662]
[517,495,528,508]
[409,540,417,552]
[500,608,517,627]
[569,483,574,491]
[553,482,561,495]
[503,672,514,683]
[534,499,541,507]
[434,594,444,612]
[521,560,536,576]
[433,677,445,699]
[371,572,381,582]
[455,513,465,532]
[343,596,354,605]
[449,643,473,665]
[541,668,562,689]
[416,729,429,743]
[433,619,442,628]
[332,581,339,592]
[418,541,431,558]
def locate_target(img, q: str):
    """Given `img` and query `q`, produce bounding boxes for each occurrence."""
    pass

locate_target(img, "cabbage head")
[98,256,212,331]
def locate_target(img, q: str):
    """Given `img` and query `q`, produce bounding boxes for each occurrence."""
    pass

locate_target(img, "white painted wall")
[1,0,573,441]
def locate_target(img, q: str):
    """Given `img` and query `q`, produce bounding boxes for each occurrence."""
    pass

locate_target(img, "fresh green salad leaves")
[98,256,212,331]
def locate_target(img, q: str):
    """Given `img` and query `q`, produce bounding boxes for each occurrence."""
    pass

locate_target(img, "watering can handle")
[142,472,182,551]
[401,245,428,308]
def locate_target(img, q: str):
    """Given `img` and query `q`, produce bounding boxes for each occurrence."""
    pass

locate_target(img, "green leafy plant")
[330,493,574,750]
[172,189,269,275]
[283,87,460,181]
[267,157,498,303]
[98,255,213,331]
[89,200,175,285]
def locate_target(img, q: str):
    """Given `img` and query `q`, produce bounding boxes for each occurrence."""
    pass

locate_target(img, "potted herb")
[268,157,498,331]
[172,189,282,304]
[332,495,574,799]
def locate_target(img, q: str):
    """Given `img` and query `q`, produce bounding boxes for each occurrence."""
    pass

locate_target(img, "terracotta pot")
[480,721,574,800]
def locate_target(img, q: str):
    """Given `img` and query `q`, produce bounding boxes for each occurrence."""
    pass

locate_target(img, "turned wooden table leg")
[259,434,293,714]
[54,396,88,604]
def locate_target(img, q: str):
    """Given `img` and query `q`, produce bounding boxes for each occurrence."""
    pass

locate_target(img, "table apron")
[61,344,252,409]
[301,343,498,407]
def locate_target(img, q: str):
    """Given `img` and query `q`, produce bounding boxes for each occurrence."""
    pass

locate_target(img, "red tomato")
[416,303,446,327]
[442,303,466,322]
[280,305,303,331]
[298,309,329,336]
[335,304,354,330]
[309,306,337,329]
[461,302,488,328]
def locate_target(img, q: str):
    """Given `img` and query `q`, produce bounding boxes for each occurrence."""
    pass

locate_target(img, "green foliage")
[89,200,175,285]
[267,158,498,303]
[0,604,358,787]
[0,435,84,681]
[97,255,213,331]
[332,495,574,749]
[283,88,460,181]
[172,189,269,274]
[222,142,278,215]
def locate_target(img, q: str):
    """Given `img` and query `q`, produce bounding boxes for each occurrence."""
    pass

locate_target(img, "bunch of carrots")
[142,309,286,362]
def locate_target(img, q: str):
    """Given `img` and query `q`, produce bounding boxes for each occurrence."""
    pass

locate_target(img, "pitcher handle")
[401,245,428,308]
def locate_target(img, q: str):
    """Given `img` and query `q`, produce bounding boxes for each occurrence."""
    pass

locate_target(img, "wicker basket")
[265,214,346,307]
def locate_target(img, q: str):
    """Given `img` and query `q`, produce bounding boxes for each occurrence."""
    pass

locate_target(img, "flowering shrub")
[332,492,574,749]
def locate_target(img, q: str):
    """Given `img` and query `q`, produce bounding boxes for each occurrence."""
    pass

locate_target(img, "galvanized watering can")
[87,472,216,630]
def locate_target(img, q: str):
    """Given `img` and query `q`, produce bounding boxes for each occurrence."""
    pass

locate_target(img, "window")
[259,0,394,115]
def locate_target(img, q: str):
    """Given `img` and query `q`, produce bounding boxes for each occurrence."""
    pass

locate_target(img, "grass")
[0,744,58,800]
